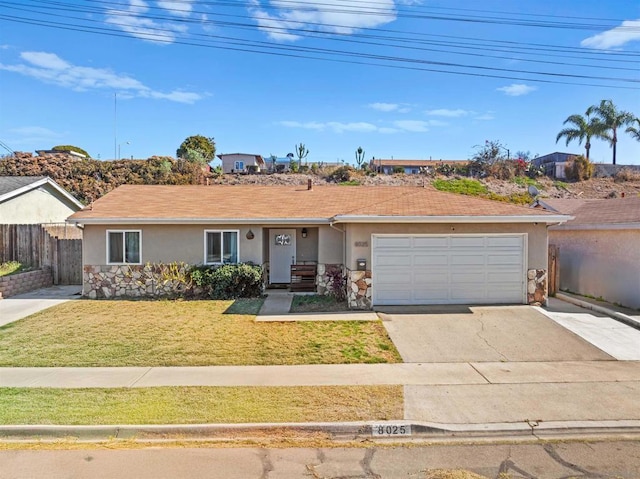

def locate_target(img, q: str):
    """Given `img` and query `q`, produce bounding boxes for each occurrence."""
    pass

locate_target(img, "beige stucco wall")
[0,185,80,224]
[343,222,548,271]
[318,224,344,264]
[550,228,640,309]
[83,224,264,266]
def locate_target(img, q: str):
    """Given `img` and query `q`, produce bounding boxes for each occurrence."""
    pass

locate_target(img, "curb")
[2,420,640,442]
[556,293,640,331]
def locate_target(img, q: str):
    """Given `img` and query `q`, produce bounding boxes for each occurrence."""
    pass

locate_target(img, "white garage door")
[372,234,526,305]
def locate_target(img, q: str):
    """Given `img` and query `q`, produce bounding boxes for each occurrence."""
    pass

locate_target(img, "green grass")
[0,386,403,425]
[0,300,401,366]
[338,180,361,186]
[290,294,349,313]
[553,181,569,190]
[513,176,542,189]
[0,261,23,277]
[432,178,488,196]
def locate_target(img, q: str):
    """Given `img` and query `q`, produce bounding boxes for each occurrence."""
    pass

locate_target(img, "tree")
[586,100,634,165]
[176,135,216,162]
[626,117,640,142]
[355,146,365,169]
[52,145,90,158]
[180,148,209,167]
[555,113,609,160]
[294,143,309,166]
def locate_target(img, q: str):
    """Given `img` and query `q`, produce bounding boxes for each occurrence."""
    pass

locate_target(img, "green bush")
[190,263,263,299]
[392,166,405,174]
[565,155,594,181]
[0,261,22,277]
[432,178,488,196]
[327,165,354,183]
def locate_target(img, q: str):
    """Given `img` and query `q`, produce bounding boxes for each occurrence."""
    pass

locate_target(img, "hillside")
[1,152,639,205]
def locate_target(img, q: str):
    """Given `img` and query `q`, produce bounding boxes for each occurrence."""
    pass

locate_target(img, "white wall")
[0,185,80,224]
[550,229,640,309]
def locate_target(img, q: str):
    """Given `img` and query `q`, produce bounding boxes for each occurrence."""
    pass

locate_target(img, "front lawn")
[0,299,401,366]
[290,294,349,313]
[0,386,402,425]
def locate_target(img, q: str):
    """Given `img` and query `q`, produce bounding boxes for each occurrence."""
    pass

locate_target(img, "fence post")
[548,245,559,296]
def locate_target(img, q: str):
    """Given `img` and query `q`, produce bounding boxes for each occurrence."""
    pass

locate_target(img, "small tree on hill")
[565,155,594,181]
[177,135,216,162]
[294,143,309,167]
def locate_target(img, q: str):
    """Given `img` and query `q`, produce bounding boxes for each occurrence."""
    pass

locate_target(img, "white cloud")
[369,102,399,112]
[279,120,378,133]
[250,0,397,41]
[496,83,537,97]
[9,126,60,137]
[581,19,640,49]
[393,120,430,132]
[425,108,469,118]
[474,113,495,121]
[105,0,188,43]
[0,51,203,104]
[157,0,194,16]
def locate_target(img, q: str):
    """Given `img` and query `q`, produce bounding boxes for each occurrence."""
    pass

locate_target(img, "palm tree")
[626,117,640,142]
[586,100,634,165]
[556,113,609,160]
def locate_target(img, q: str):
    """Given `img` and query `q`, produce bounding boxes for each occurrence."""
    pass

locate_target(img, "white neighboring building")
[217,153,265,174]
[0,176,83,224]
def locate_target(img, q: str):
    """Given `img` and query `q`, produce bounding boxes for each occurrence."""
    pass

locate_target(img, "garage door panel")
[375,254,412,266]
[375,237,412,248]
[412,236,449,248]
[373,234,526,306]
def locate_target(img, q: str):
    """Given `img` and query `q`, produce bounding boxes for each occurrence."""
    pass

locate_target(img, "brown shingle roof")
[68,185,560,223]
[544,197,640,226]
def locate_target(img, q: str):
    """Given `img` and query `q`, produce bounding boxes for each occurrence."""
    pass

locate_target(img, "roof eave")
[67,217,331,225]
[0,177,83,209]
[551,222,640,231]
[332,214,572,224]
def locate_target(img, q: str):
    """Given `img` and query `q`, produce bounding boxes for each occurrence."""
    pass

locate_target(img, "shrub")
[392,166,405,174]
[0,261,22,277]
[432,178,488,196]
[190,263,263,299]
[614,168,640,183]
[327,165,354,183]
[325,266,346,302]
[565,155,593,181]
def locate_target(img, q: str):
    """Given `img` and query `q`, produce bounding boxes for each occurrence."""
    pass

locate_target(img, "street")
[1,439,639,478]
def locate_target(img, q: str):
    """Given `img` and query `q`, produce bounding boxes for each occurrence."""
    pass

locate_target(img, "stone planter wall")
[0,268,52,299]
[346,269,372,310]
[527,268,547,305]
[316,263,343,295]
[83,264,191,299]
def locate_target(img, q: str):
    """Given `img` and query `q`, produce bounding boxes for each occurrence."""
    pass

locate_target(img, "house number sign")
[354,241,368,247]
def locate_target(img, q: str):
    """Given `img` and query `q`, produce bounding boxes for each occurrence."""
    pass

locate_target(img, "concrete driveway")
[0,285,81,327]
[378,305,614,363]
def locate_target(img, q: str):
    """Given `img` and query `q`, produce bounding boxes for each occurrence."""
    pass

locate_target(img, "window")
[234,161,244,171]
[107,230,141,264]
[205,230,239,264]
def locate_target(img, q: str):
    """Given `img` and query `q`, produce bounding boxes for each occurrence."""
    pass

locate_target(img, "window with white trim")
[107,230,141,264]
[234,161,244,171]
[205,230,239,264]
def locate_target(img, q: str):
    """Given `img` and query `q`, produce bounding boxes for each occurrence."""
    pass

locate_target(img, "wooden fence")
[548,244,559,296]
[0,224,82,285]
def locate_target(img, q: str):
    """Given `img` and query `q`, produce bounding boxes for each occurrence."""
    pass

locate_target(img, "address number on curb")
[372,424,412,437]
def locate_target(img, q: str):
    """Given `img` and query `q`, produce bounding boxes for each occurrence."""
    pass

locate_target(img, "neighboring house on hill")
[540,197,640,309]
[0,176,84,224]
[68,184,568,308]
[217,153,265,173]
[531,152,577,179]
[370,159,468,175]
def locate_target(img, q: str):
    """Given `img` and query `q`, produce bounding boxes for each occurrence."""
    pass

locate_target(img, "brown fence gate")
[0,224,82,285]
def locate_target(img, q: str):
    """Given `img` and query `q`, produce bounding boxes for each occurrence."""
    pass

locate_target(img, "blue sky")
[1,0,639,165]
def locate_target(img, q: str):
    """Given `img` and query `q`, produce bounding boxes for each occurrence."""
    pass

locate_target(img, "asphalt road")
[1,440,639,478]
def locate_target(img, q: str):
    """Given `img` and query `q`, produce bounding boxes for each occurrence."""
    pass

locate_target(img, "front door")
[269,229,296,284]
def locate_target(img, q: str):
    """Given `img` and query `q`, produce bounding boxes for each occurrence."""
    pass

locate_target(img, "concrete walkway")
[0,285,80,327]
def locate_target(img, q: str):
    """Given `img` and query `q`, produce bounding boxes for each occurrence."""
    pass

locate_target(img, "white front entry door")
[269,229,296,284]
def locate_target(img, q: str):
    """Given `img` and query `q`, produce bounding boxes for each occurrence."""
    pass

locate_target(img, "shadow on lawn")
[223,297,265,315]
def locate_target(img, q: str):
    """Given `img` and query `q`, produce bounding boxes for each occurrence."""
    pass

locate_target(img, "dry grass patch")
[0,386,402,425]
[0,300,400,366]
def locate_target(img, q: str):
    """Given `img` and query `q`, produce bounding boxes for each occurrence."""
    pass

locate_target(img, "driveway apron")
[380,305,613,363]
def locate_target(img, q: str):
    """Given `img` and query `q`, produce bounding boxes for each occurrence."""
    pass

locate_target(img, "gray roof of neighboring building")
[544,197,640,227]
[0,176,47,197]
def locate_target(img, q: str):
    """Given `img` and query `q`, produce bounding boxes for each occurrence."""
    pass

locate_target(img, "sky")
[0,0,639,166]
